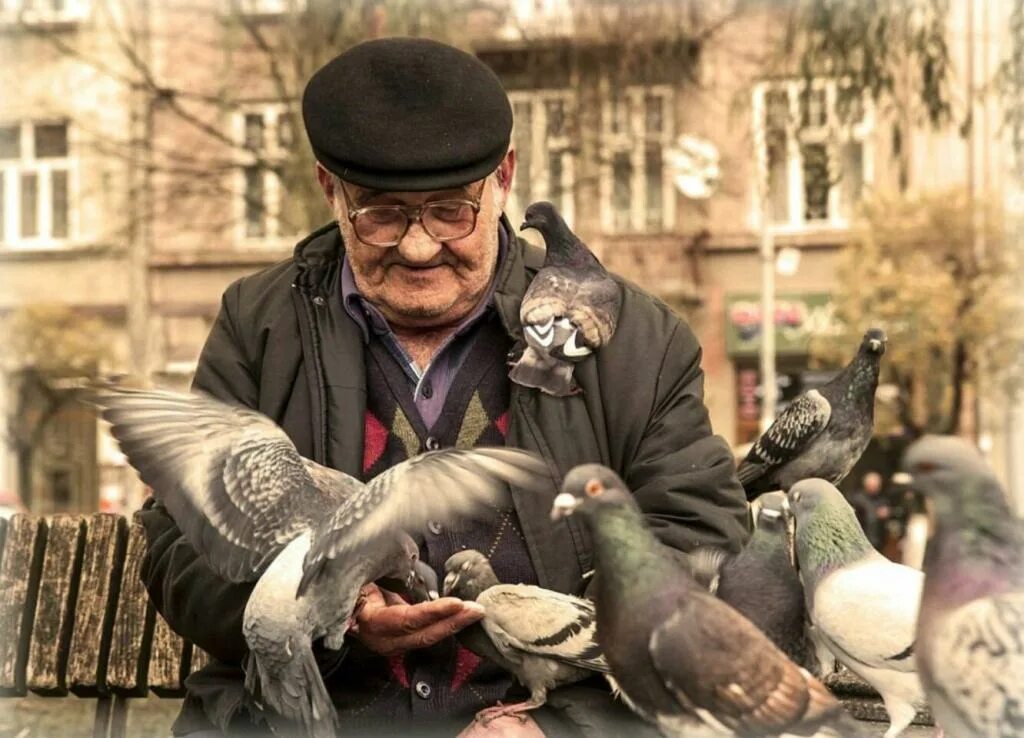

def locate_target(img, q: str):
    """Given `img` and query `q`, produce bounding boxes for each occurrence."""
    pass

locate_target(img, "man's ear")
[315,162,337,206]
[492,149,516,208]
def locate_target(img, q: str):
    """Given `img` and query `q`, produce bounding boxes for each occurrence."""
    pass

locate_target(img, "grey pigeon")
[788,478,925,738]
[442,549,609,723]
[510,201,622,396]
[902,435,1024,738]
[93,386,547,738]
[691,492,826,676]
[738,329,887,501]
[552,464,860,738]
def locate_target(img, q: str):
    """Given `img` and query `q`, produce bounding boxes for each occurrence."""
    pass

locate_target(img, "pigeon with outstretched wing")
[94,386,548,738]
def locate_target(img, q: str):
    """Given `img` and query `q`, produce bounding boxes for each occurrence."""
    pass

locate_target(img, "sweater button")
[425,436,441,451]
[427,520,443,535]
[420,381,433,399]
[414,681,432,699]
[312,295,325,306]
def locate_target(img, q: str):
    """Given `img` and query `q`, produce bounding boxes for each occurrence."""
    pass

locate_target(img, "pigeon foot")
[475,700,540,725]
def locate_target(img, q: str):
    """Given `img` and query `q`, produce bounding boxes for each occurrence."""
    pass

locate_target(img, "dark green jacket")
[138,219,749,736]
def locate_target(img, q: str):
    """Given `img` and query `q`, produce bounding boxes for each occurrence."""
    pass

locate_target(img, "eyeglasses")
[341,182,483,247]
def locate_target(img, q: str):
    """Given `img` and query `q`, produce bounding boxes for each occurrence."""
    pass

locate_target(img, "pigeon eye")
[585,480,603,497]
[914,461,939,473]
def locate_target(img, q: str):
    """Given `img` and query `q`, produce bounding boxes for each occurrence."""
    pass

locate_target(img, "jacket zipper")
[292,283,330,465]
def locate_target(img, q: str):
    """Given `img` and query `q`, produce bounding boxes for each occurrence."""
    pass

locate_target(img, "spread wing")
[650,593,841,736]
[299,448,549,593]
[477,584,609,672]
[94,386,353,582]
[737,390,831,494]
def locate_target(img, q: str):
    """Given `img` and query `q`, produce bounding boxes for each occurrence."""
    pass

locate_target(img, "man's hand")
[352,583,484,656]
[457,715,546,738]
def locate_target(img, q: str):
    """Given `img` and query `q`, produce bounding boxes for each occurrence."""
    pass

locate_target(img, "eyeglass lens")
[354,201,477,246]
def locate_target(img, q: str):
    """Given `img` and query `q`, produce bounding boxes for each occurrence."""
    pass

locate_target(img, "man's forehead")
[346,179,485,204]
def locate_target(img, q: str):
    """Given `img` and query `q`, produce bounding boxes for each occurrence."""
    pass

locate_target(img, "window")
[752,80,873,230]
[0,0,89,23]
[235,105,296,242]
[508,90,576,227]
[600,82,675,233]
[0,121,74,247]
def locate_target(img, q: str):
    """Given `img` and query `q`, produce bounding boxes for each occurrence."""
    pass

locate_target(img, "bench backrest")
[0,513,208,698]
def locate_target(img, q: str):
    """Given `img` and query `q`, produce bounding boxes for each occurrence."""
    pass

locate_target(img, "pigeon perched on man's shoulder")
[691,492,825,676]
[738,328,887,501]
[510,201,622,396]
[552,465,864,738]
[788,478,925,738]
[442,549,608,724]
[902,436,1024,738]
[92,386,547,738]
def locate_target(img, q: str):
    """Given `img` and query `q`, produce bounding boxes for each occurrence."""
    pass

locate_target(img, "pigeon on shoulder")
[442,549,608,723]
[902,435,1024,738]
[552,465,863,738]
[93,386,547,738]
[788,478,925,738]
[511,201,622,396]
[738,329,886,501]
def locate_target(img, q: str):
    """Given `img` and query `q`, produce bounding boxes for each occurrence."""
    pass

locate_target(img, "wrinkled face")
[317,152,514,330]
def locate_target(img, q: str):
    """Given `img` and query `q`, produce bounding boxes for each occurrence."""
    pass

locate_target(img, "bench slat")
[189,646,211,675]
[27,515,87,695]
[0,515,48,695]
[148,614,186,695]
[106,522,154,696]
[69,514,129,696]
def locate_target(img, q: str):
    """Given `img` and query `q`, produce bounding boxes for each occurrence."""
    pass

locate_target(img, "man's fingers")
[388,607,485,652]
[361,597,480,635]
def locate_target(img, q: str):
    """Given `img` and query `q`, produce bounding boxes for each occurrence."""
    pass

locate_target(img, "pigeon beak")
[780,496,791,517]
[442,571,458,597]
[550,492,579,521]
[869,339,884,352]
[427,589,439,601]
[892,471,913,486]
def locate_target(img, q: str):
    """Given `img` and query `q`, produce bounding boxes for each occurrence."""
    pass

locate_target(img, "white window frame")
[233,103,297,245]
[0,120,77,249]
[751,79,874,233]
[507,89,576,228]
[599,81,676,234]
[0,0,89,24]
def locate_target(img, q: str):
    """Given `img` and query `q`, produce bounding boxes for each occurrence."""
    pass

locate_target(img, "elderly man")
[138,37,748,737]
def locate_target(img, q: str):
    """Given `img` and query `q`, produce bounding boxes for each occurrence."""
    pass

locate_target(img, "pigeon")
[92,386,548,738]
[510,201,622,396]
[552,464,861,738]
[902,435,1024,738]
[788,478,926,738]
[737,328,887,501]
[691,492,825,676]
[442,549,609,723]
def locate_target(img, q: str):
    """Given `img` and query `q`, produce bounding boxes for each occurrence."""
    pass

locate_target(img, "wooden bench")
[0,513,209,738]
[0,512,931,738]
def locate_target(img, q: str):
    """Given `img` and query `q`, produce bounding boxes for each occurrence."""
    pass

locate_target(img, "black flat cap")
[302,37,513,192]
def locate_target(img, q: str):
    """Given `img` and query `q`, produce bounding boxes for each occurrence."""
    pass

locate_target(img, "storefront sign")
[725,293,833,357]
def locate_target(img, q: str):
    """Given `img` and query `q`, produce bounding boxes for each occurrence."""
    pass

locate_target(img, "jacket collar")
[292,215,544,340]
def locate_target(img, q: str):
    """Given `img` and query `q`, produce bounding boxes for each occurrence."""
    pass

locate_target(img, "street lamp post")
[759,196,776,430]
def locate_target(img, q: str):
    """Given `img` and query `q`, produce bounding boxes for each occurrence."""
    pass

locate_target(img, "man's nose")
[396,220,443,263]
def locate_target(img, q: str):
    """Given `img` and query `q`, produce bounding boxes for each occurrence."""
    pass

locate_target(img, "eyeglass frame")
[339,180,485,248]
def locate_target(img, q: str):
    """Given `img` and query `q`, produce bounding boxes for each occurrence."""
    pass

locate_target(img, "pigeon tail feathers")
[509,347,578,396]
[244,643,338,738]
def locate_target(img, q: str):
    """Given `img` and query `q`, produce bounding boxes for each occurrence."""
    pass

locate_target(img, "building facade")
[2,0,1021,514]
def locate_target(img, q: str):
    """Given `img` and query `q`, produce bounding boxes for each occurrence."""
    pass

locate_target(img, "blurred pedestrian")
[848,471,890,550]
